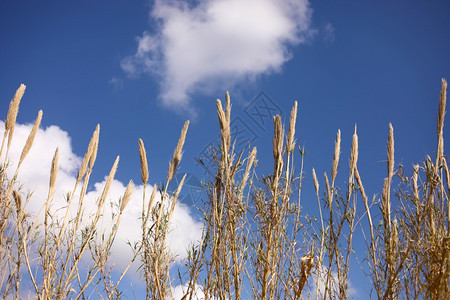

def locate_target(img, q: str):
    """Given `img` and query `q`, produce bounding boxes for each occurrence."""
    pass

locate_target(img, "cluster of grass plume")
[0,84,189,299]
[0,79,448,299]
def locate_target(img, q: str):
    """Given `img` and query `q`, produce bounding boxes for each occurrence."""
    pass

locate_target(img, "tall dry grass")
[0,79,448,299]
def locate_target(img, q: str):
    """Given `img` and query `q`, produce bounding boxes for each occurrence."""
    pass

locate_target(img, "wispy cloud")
[1,121,202,272]
[322,22,336,44]
[121,0,314,114]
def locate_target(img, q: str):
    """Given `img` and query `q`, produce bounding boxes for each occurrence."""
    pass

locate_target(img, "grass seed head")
[332,129,341,184]
[286,101,298,152]
[216,99,230,153]
[49,148,60,196]
[99,156,119,206]
[13,190,21,216]
[88,124,100,170]
[387,123,394,182]
[349,125,358,176]
[167,120,189,183]
[6,84,26,150]
[138,138,149,184]
[272,115,283,177]
[18,110,43,167]
[437,78,447,163]
[120,180,134,212]
[312,168,319,196]
[77,125,100,182]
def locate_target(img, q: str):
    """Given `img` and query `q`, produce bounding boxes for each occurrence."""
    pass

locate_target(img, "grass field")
[0,80,449,299]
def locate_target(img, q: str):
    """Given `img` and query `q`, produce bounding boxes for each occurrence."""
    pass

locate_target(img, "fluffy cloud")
[121,0,314,113]
[172,283,205,300]
[0,121,203,273]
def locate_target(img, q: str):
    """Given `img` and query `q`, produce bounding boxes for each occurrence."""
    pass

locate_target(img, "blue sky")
[1,0,449,298]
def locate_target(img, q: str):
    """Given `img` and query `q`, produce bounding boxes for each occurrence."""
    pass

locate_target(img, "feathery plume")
[98,156,119,206]
[77,125,100,182]
[120,180,134,212]
[88,124,100,170]
[146,184,158,222]
[412,164,419,201]
[168,174,186,223]
[2,84,26,159]
[138,138,149,184]
[272,115,284,178]
[324,172,331,207]
[239,147,257,197]
[382,177,391,228]
[354,168,368,205]
[5,84,26,133]
[13,190,22,216]
[331,129,341,184]
[167,121,189,183]
[387,123,394,182]
[216,99,230,153]
[437,78,447,165]
[286,101,298,152]
[312,168,319,197]
[49,148,60,198]
[18,110,42,167]
[349,125,358,176]
[225,91,231,129]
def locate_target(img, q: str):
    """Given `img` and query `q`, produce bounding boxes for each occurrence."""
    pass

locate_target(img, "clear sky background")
[1,0,449,298]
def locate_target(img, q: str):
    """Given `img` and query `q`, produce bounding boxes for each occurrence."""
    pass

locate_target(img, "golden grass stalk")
[88,124,100,170]
[54,125,100,260]
[60,155,120,295]
[443,158,450,193]
[297,254,314,296]
[98,155,119,206]
[4,110,43,206]
[120,180,134,212]
[225,91,231,132]
[286,101,298,152]
[138,138,149,184]
[387,123,394,183]
[12,190,21,217]
[354,167,378,290]
[354,168,368,212]
[168,174,186,223]
[144,184,158,228]
[331,129,341,185]
[77,124,100,183]
[48,148,59,199]
[272,115,284,186]
[312,167,325,300]
[412,164,419,202]
[167,121,189,183]
[5,84,25,133]
[225,91,232,150]
[216,98,230,155]
[349,125,358,177]
[382,177,391,228]
[324,172,331,207]
[1,84,26,160]
[437,78,447,166]
[238,147,256,199]
[312,168,319,197]
[18,110,42,168]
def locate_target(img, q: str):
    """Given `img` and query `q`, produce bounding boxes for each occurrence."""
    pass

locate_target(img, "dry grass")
[0,79,448,299]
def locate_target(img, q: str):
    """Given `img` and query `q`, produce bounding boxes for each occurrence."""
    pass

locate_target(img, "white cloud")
[323,22,336,44]
[0,121,203,276]
[121,0,314,114]
[171,283,205,300]
[308,265,358,299]
[108,77,123,90]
